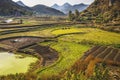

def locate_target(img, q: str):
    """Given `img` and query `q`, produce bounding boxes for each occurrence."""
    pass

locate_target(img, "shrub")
[90,63,110,80]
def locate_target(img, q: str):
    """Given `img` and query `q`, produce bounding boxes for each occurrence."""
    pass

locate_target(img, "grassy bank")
[37,41,90,78]
[52,28,120,46]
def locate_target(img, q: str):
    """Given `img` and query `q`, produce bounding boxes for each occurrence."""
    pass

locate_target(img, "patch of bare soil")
[0,37,58,67]
[0,37,44,51]
[19,44,59,66]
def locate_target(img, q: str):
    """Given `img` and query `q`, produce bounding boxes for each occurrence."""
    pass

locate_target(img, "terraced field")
[0,23,120,79]
[0,52,38,76]
[56,28,120,46]
[83,46,120,64]
[0,37,44,51]
[79,46,120,76]
[19,44,59,66]
[52,28,95,35]
[37,41,90,78]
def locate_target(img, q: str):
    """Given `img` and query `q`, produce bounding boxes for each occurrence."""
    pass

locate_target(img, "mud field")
[0,37,44,51]
[0,37,59,66]
[19,44,59,66]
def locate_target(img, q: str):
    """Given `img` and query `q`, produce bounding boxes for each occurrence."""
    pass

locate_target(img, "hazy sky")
[13,0,94,7]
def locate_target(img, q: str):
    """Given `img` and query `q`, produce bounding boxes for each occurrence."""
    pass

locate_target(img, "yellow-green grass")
[52,28,95,35]
[18,20,59,26]
[0,27,119,46]
[38,41,90,78]
[18,20,39,26]
[53,28,120,46]
[0,25,89,39]
[0,27,96,39]
[0,52,38,76]
[0,28,54,39]
[0,28,20,32]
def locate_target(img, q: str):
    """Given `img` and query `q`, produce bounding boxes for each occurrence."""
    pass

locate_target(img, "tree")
[68,10,75,21]
[75,9,80,21]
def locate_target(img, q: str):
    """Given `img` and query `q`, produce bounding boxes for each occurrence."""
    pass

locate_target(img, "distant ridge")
[51,3,89,14]
[16,1,26,7]
[0,0,32,16]
[16,1,33,11]
[31,4,65,16]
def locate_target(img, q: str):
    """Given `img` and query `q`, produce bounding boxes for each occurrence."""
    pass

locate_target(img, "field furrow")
[92,46,107,57]
[115,52,120,62]
[97,47,113,59]
[106,49,119,61]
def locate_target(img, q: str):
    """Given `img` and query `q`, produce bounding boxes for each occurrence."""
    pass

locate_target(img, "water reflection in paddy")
[0,52,37,75]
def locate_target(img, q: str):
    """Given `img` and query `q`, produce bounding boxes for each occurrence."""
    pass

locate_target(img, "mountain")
[62,3,72,8]
[73,3,88,12]
[51,4,60,10]
[31,4,65,16]
[0,0,32,16]
[81,0,120,23]
[16,1,26,7]
[16,1,33,11]
[51,3,89,14]
[60,3,73,14]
